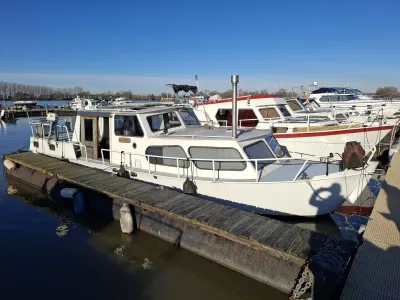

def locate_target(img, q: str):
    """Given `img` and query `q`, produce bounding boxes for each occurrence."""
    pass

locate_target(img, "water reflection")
[2,176,287,300]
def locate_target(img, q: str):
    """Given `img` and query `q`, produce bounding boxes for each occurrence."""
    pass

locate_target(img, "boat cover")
[168,84,198,94]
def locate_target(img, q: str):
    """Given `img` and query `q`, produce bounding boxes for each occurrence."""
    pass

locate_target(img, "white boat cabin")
[194,94,338,132]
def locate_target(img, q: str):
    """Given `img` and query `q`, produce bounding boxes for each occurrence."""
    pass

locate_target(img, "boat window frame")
[243,140,277,169]
[145,145,190,168]
[146,111,182,132]
[286,100,303,112]
[258,107,280,119]
[114,114,144,137]
[188,146,247,171]
[265,135,285,158]
[178,108,200,126]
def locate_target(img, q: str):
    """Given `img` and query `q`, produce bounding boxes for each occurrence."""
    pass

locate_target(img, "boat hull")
[60,157,377,217]
[274,125,393,158]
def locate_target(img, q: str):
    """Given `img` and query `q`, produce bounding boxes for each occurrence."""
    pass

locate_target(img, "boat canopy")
[167,84,198,94]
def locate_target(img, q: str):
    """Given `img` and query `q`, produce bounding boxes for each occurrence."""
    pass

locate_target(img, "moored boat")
[27,102,378,217]
[191,94,397,158]
[13,100,37,108]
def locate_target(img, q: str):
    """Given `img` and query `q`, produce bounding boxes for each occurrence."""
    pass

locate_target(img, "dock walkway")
[341,154,400,300]
[4,151,353,294]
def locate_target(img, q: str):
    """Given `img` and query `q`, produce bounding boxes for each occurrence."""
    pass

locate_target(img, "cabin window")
[238,109,258,127]
[147,112,181,132]
[320,96,339,102]
[287,100,303,111]
[146,146,189,168]
[215,109,259,127]
[179,108,200,125]
[189,147,246,171]
[244,141,276,168]
[259,107,280,119]
[265,136,285,158]
[277,106,291,117]
[339,95,356,101]
[114,115,143,137]
[84,119,94,142]
[335,113,347,122]
[215,109,231,126]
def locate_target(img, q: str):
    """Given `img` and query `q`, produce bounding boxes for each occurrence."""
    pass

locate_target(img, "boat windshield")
[345,89,363,95]
[310,100,320,108]
[178,108,200,125]
[243,140,276,169]
[301,99,320,108]
[278,105,291,117]
[265,136,285,158]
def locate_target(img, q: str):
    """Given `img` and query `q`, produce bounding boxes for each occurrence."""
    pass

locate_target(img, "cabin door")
[80,116,98,159]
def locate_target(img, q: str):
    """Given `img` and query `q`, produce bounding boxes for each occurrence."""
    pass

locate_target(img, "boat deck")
[3,151,355,294]
[341,153,400,300]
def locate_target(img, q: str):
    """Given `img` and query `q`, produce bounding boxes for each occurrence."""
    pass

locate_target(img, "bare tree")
[376,86,399,98]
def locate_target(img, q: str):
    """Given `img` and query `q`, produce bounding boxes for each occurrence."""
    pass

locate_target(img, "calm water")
[0,118,287,300]
[37,100,70,106]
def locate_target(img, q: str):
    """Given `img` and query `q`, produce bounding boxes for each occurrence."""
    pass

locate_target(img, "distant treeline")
[375,86,399,98]
[1,80,398,101]
[0,81,86,101]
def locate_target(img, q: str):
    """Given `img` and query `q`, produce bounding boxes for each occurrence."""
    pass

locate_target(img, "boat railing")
[100,147,376,183]
[168,134,237,139]
[216,118,275,128]
[73,143,88,161]
[281,140,376,159]
[55,125,71,142]
[346,107,387,127]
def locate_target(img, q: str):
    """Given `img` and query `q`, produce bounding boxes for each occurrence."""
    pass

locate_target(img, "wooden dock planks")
[3,152,329,264]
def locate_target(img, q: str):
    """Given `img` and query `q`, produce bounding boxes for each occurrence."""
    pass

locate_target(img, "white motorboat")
[287,98,396,125]
[109,97,131,106]
[27,102,378,217]
[191,94,397,158]
[13,100,37,108]
[69,96,102,110]
[308,87,400,116]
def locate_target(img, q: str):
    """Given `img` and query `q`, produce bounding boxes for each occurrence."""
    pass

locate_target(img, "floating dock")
[3,151,355,295]
[341,153,400,300]
[2,107,77,118]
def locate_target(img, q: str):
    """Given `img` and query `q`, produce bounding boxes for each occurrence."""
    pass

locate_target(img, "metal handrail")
[99,148,375,183]
[56,125,71,142]
[72,143,88,161]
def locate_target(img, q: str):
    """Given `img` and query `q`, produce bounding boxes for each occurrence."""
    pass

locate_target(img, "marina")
[2,76,400,299]
[2,1,400,298]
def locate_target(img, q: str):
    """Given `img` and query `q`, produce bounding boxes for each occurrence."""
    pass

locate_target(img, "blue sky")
[0,0,399,93]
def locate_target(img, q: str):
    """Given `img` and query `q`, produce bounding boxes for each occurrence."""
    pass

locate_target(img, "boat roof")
[198,94,286,106]
[156,126,272,141]
[77,106,178,117]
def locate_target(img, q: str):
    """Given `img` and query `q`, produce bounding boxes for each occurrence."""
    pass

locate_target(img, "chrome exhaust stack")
[231,75,239,139]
